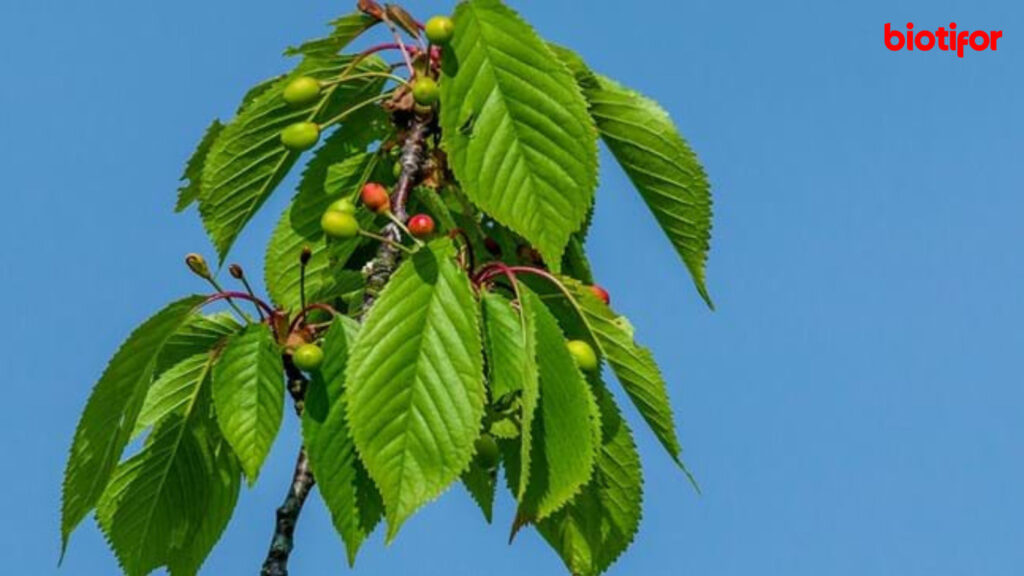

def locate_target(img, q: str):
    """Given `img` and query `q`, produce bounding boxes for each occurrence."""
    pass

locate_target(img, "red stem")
[289,303,340,333]
[204,291,275,318]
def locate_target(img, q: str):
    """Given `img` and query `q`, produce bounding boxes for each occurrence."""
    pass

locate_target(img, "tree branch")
[259,110,433,575]
[363,111,432,310]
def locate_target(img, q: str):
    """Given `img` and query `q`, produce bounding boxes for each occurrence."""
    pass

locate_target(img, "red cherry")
[360,182,390,213]
[408,214,435,238]
[589,284,611,305]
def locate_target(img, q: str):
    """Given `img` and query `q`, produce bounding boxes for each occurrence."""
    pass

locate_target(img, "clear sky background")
[1,0,1021,574]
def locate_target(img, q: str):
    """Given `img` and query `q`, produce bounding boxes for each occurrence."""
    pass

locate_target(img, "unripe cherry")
[360,182,391,213]
[283,76,321,107]
[425,15,455,45]
[474,434,500,469]
[567,340,599,372]
[281,122,320,151]
[408,214,435,238]
[589,284,611,306]
[292,343,325,371]
[321,210,360,239]
[328,198,357,215]
[412,77,440,106]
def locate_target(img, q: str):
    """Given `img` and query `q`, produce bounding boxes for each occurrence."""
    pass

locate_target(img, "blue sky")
[1,0,1021,574]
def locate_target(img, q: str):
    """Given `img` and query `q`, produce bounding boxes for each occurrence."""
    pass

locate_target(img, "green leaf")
[155,312,242,379]
[537,379,643,576]
[482,289,540,501]
[199,54,386,261]
[306,317,384,565]
[558,278,695,484]
[95,353,217,576]
[264,108,385,311]
[516,288,600,522]
[61,295,204,553]
[167,436,242,576]
[461,458,497,524]
[135,354,216,438]
[553,47,714,307]
[439,0,598,271]
[481,291,535,401]
[302,315,360,446]
[286,12,378,57]
[346,239,485,541]
[176,120,224,212]
[212,324,285,483]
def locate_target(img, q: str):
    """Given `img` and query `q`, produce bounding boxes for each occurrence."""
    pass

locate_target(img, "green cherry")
[281,122,320,151]
[321,210,360,239]
[474,434,500,469]
[567,340,599,372]
[283,76,321,107]
[292,343,325,371]
[425,16,455,45]
[412,77,440,106]
[328,198,357,215]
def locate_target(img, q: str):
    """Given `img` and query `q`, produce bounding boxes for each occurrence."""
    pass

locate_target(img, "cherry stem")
[236,275,266,321]
[204,291,275,318]
[384,211,424,246]
[448,228,476,272]
[358,229,415,254]
[381,17,416,74]
[319,91,395,130]
[321,71,410,89]
[204,277,253,322]
[289,303,340,334]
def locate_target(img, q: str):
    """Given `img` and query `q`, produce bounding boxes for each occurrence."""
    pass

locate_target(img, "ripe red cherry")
[589,284,610,306]
[408,214,435,238]
[360,182,390,213]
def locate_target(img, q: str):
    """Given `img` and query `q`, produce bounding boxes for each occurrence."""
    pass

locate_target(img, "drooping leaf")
[264,110,384,311]
[516,288,600,522]
[553,46,714,306]
[550,277,695,483]
[167,436,242,576]
[346,239,485,540]
[199,54,386,260]
[480,291,535,401]
[176,120,224,213]
[461,457,498,524]
[439,0,598,271]
[303,315,360,448]
[537,379,643,576]
[95,353,217,576]
[61,295,203,552]
[307,320,384,567]
[211,324,284,483]
[285,12,378,57]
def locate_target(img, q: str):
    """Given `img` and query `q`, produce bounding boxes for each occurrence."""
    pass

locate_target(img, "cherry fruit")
[425,16,455,45]
[408,214,435,238]
[321,210,360,239]
[589,284,611,306]
[328,198,357,215]
[412,77,440,106]
[474,434,500,469]
[281,122,320,151]
[567,340,599,372]
[283,76,321,107]
[292,343,325,371]
[360,183,391,213]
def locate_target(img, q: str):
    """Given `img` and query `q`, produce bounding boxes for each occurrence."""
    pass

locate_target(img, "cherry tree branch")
[259,110,433,576]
